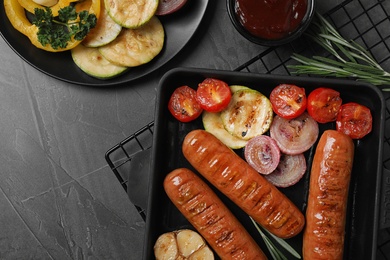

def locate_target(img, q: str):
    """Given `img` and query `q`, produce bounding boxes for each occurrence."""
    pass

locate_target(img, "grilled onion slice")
[244,135,281,175]
[270,112,319,155]
[264,153,307,187]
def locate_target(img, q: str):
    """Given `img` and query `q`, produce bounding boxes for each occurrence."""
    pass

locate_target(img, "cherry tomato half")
[168,85,203,122]
[336,102,372,139]
[269,84,307,119]
[307,87,343,123]
[196,78,232,113]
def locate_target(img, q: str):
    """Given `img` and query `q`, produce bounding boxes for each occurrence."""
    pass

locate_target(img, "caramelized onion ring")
[264,153,307,188]
[270,112,319,155]
[244,135,280,175]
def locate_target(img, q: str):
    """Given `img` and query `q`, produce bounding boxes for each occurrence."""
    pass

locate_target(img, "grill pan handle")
[380,167,390,230]
[126,148,151,221]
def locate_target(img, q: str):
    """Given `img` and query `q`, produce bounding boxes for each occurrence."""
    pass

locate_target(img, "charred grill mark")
[284,216,304,235]
[200,204,224,227]
[215,229,235,248]
[238,181,259,201]
[186,195,208,216]
[296,94,303,104]
[230,101,244,125]
[267,205,291,229]
[242,107,257,137]
[200,213,237,251]
[252,186,274,216]
[176,180,197,204]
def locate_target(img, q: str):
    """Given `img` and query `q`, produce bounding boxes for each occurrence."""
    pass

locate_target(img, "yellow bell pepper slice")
[4,0,100,52]
[18,0,79,17]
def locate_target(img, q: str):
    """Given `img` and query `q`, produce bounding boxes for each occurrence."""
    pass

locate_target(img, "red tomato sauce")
[235,0,308,40]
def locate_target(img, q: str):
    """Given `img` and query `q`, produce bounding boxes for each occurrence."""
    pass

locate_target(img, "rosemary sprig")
[250,217,301,260]
[288,13,390,91]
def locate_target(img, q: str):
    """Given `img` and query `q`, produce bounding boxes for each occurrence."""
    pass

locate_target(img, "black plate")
[0,0,209,86]
[145,68,385,259]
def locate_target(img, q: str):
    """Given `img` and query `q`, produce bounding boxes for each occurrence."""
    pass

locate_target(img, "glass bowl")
[227,0,316,46]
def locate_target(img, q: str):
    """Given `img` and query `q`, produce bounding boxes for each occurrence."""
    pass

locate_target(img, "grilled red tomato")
[168,86,203,122]
[270,84,307,119]
[196,78,232,113]
[307,87,342,123]
[336,102,372,139]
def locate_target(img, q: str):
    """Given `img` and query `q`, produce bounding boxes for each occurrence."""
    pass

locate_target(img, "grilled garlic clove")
[154,229,214,260]
[188,246,214,260]
[176,229,204,257]
[154,232,179,260]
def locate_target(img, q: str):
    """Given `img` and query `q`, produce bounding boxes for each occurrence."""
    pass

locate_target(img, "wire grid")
[105,0,390,258]
[105,121,154,191]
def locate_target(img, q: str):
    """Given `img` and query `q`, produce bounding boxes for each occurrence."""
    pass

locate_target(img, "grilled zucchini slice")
[229,84,249,93]
[71,44,128,79]
[82,0,122,47]
[98,16,164,67]
[220,88,273,140]
[202,111,248,149]
[105,0,158,28]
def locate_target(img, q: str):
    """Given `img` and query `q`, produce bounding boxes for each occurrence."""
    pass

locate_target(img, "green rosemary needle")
[250,217,301,260]
[288,13,390,91]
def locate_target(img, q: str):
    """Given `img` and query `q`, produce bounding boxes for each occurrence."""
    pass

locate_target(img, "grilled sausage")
[303,130,354,259]
[164,168,267,260]
[182,129,305,239]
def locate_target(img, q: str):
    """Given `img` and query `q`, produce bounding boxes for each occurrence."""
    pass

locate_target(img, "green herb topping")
[32,6,97,50]
[288,13,390,91]
[250,217,301,260]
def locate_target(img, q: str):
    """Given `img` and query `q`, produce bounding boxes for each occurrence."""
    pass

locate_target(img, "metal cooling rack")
[105,0,390,258]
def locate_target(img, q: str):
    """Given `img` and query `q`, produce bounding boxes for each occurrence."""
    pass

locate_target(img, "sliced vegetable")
[220,88,273,140]
[196,78,232,112]
[168,86,203,122]
[155,0,188,15]
[99,16,164,67]
[202,111,248,149]
[71,44,128,79]
[244,135,281,175]
[33,6,98,50]
[105,0,158,28]
[270,112,319,155]
[154,229,214,260]
[82,0,122,47]
[230,85,249,93]
[5,0,100,52]
[264,153,306,188]
[270,84,307,119]
[307,87,342,123]
[336,102,372,139]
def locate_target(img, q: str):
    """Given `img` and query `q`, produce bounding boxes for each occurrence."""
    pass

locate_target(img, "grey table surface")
[1,0,388,259]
